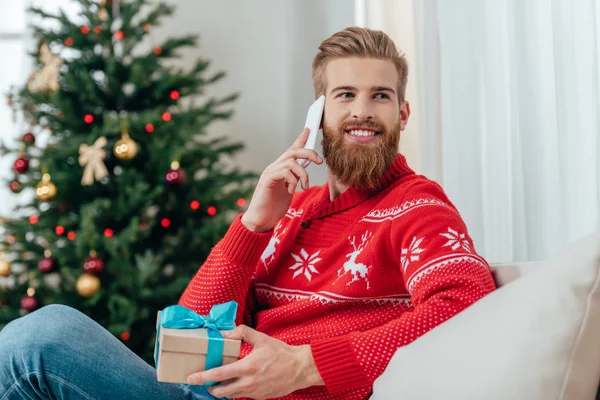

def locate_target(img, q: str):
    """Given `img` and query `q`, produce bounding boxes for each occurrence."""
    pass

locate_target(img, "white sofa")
[373,232,600,400]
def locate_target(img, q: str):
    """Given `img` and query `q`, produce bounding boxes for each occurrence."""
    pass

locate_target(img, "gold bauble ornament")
[76,273,101,297]
[36,173,57,201]
[0,258,11,277]
[114,132,138,160]
[98,7,109,21]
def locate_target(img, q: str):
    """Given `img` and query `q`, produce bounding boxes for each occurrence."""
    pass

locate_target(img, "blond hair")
[312,27,408,103]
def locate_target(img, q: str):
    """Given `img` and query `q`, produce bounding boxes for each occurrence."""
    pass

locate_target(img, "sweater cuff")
[310,335,370,393]
[219,213,273,266]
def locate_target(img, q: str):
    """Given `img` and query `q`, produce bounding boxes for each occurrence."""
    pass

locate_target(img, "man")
[0,27,495,400]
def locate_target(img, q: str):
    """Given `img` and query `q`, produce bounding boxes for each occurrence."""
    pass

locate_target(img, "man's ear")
[400,101,411,131]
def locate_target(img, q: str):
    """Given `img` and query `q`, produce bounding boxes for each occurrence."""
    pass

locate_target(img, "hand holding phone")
[296,95,325,168]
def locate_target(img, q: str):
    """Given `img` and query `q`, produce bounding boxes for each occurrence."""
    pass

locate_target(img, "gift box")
[154,302,241,384]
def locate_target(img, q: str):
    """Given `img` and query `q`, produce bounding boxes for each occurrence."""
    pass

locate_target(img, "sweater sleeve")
[309,180,497,393]
[178,213,273,325]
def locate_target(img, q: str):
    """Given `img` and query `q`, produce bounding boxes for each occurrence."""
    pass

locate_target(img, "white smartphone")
[296,95,325,168]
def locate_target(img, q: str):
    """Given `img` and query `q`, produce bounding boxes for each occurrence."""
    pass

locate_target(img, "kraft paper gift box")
[154,302,241,384]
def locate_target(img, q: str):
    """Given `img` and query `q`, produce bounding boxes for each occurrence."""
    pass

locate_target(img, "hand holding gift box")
[154,301,241,386]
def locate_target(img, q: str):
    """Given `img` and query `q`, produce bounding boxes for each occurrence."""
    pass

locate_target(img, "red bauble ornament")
[161,112,172,122]
[114,30,124,40]
[94,26,102,34]
[84,114,94,124]
[190,200,200,210]
[83,253,104,275]
[81,25,90,34]
[145,124,154,133]
[170,90,180,100]
[104,228,114,238]
[38,255,57,274]
[9,181,20,193]
[120,331,131,341]
[29,215,39,224]
[153,47,162,55]
[64,37,73,47]
[22,132,35,144]
[160,218,171,228]
[207,206,217,216]
[13,157,29,174]
[21,296,39,312]
[165,161,187,185]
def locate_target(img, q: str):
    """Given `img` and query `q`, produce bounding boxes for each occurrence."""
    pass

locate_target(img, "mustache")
[341,120,385,132]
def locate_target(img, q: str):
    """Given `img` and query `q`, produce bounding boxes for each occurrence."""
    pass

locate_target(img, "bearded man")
[0,27,496,400]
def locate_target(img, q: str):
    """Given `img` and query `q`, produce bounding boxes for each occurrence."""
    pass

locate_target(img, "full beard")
[321,119,401,192]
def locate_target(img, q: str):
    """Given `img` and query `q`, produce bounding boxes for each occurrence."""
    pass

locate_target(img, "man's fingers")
[290,127,311,149]
[187,360,247,385]
[289,162,309,190]
[276,148,323,165]
[221,324,267,346]
[208,377,255,400]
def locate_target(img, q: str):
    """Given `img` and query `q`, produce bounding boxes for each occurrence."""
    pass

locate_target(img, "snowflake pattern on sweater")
[178,154,497,400]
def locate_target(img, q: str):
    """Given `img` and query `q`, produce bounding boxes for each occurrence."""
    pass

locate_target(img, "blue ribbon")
[154,301,237,387]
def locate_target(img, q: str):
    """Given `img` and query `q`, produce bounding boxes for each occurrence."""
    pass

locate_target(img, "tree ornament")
[98,0,109,21]
[38,249,57,274]
[83,250,104,274]
[9,181,20,193]
[81,25,90,34]
[36,173,57,201]
[27,42,62,93]
[79,136,108,186]
[166,161,187,185]
[13,156,29,174]
[76,273,100,297]
[22,132,36,144]
[153,47,162,55]
[21,295,39,312]
[0,254,11,277]
[114,127,138,160]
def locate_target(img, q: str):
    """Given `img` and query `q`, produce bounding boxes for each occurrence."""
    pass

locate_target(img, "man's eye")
[374,93,390,99]
[340,92,354,98]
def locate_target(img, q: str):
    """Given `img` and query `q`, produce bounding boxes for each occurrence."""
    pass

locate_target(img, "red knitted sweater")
[178,154,496,399]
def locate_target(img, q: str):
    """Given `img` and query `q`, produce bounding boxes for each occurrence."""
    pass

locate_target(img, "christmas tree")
[0,0,257,364]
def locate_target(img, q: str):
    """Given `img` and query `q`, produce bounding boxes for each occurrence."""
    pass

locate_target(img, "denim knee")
[1,304,85,354]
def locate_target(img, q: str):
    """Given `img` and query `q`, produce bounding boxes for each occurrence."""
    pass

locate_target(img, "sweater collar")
[307,153,415,219]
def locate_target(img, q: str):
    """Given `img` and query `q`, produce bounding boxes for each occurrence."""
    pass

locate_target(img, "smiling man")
[0,27,496,400]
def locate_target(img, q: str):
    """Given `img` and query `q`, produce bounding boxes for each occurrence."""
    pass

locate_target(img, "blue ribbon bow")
[154,301,237,387]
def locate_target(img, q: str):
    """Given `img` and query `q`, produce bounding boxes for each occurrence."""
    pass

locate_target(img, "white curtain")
[363,0,600,262]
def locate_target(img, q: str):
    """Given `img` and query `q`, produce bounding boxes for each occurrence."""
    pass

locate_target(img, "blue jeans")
[0,304,223,400]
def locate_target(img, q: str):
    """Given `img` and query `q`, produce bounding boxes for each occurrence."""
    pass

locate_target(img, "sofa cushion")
[372,231,600,400]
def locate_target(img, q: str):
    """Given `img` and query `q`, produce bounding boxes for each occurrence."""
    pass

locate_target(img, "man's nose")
[351,97,374,120]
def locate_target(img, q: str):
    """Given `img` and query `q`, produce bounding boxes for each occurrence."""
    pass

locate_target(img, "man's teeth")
[348,130,376,137]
